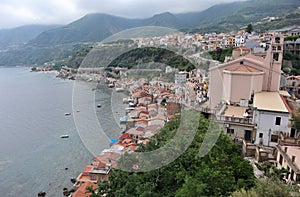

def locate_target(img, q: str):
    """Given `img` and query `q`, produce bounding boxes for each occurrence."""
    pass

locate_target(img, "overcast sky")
[0,0,243,29]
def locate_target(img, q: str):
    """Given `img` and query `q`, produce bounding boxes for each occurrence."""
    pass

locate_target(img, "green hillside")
[0,24,60,49]
[97,114,256,196]
[1,0,300,66]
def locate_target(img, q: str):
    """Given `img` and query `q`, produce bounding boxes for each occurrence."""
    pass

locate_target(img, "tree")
[294,115,300,132]
[246,24,253,34]
[100,115,256,196]
[231,178,296,197]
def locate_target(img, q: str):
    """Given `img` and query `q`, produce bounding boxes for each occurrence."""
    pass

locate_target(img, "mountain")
[28,12,184,47]
[176,0,300,32]
[0,24,60,50]
[1,0,300,66]
[28,14,142,47]
[143,12,183,28]
[28,0,300,47]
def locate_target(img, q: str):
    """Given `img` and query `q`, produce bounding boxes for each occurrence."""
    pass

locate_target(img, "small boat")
[116,87,125,92]
[97,104,102,108]
[65,113,71,116]
[38,191,46,197]
[60,135,69,138]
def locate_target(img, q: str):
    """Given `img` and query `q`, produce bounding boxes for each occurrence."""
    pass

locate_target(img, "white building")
[175,71,188,84]
[235,35,246,47]
[253,92,291,147]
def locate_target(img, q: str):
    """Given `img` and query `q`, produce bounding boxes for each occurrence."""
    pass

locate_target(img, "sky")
[0,0,243,29]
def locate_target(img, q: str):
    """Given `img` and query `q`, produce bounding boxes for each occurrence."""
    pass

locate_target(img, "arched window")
[278,46,281,51]
[273,53,279,61]
[275,37,280,44]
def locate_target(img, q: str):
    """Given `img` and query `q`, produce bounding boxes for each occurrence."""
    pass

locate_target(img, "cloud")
[0,0,242,29]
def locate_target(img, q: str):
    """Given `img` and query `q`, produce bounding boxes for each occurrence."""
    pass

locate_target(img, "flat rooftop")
[253,92,289,113]
[223,105,248,118]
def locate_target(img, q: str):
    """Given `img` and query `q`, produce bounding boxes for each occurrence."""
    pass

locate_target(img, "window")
[271,134,278,142]
[273,53,279,61]
[227,128,234,134]
[286,166,290,179]
[278,46,282,51]
[292,81,296,87]
[279,154,283,165]
[259,133,263,138]
[275,117,281,125]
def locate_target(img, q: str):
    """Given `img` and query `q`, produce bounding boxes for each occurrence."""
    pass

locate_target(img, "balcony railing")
[216,115,254,125]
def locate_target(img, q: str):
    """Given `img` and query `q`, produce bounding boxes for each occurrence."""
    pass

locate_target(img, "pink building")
[209,35,284,110]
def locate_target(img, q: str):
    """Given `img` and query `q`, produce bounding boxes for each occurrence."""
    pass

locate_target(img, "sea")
[0,67,127,196]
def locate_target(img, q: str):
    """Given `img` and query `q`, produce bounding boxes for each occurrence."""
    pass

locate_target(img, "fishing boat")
[60,135,69,138]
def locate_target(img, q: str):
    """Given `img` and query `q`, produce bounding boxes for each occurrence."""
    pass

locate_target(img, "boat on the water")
[65,113,71,116]
[60,135,69,138]
[97,104,102,108]
[116,87,125,92]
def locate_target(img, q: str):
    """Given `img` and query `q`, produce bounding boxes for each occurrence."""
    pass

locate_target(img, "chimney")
[292,156,296,162]
[284,147,288,153]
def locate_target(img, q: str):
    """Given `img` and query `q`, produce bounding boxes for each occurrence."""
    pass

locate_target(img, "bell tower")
[265,34,283,91]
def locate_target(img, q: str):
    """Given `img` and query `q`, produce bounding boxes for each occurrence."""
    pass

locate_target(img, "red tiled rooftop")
[136,126,145,131]
[83,165,93,174]
[225,65,262,73]
[72,182,97,197]
[119,133,132,141]
[97,152,121,162]
[77,173,94,183]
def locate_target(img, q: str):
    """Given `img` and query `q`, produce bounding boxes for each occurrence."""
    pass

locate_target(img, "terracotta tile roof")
[83,165,93,174]
[225,65,262,73]
[98,152,121,161]
[119,133,132,141]
[95,161,106,169]
[72,182,97,197]
[136,126,145,131]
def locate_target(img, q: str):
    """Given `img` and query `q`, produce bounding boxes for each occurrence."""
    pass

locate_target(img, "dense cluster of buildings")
[47,26,300,195]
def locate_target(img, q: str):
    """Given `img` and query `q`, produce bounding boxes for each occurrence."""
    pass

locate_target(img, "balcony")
[216,115,253,125]
[215,105,254,125]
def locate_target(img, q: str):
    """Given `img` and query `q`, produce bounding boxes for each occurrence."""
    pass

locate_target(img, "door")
[244,130,252,141]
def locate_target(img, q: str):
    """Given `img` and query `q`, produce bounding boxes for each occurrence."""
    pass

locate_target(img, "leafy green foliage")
[294,115,300,132]
[209,48,233,63]
[283,51,300,75]
[0,43,91,67]
[255,162,288,180]
[108,47,195,71]
[246,24,253,33]
[99,115,255,196]
[231,178,297,197]
[285,35,300,41]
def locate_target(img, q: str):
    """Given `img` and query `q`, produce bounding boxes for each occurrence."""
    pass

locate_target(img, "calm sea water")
[0,67,126,196]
